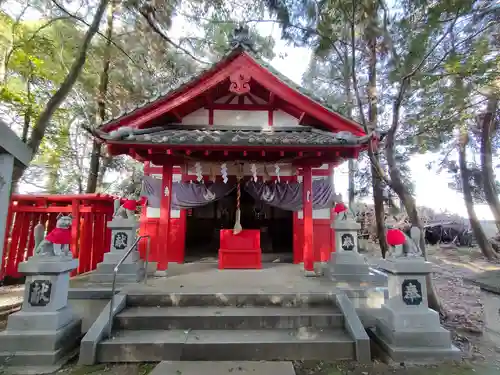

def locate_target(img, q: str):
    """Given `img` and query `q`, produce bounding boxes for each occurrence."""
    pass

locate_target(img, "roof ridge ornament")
[230,24,256,53]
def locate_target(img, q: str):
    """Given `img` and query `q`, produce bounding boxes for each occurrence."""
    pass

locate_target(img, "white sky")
[4,2,494,220]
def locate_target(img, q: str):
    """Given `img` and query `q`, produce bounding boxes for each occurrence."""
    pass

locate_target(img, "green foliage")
[0,0,278,194]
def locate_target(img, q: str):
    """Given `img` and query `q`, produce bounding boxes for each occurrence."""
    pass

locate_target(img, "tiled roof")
[102,126,373,147]
[97,45,358,130]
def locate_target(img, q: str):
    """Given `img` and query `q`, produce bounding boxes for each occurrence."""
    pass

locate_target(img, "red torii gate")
[1,194,116,281]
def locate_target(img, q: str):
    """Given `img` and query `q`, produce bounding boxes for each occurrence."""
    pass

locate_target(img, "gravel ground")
[363,243,500,369]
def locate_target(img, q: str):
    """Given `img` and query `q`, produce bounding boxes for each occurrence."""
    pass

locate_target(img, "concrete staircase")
[94,292,370,363]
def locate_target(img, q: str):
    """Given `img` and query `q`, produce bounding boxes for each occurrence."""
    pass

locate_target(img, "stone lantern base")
[328,251,371,282]
[90,218,156,283]
[370,258,460,363]
[0,256,82,374]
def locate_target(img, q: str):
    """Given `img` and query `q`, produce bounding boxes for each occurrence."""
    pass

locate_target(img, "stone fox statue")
[34,214,72,257]
[113,197,141,220]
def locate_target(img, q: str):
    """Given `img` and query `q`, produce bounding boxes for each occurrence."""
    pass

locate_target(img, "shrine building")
[93,28,379,274]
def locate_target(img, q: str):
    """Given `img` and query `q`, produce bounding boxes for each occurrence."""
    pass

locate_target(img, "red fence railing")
[1,194,117,281]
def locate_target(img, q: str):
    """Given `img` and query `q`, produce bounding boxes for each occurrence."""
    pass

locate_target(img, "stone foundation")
[0,256,82,374]
[371,258,460,363]
[90,218,154,283]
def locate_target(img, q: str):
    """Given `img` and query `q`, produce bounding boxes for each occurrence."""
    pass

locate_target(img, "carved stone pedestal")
[0,256,82,374]
[329,216,370,282]
[369,258,460,363]
[91,218,153,283]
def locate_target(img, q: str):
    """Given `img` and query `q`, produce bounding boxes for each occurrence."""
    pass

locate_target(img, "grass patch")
[138,363,156,375]
[65,363,108,375]
[293,360,499,375]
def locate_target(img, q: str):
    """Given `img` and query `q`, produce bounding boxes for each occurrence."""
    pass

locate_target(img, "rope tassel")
[233,179,243,234]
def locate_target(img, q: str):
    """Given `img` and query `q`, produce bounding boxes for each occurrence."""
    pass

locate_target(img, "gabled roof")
[97,46,365,136]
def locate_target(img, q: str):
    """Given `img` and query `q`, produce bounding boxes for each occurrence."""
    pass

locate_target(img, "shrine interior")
[184,183,293,262]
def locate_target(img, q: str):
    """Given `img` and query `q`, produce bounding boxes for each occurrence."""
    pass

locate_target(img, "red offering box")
[218,229,262,269]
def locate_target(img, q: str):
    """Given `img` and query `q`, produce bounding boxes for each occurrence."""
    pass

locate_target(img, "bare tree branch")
[387,10,461,140]
[50,0,141,68]
[137,5,210,65]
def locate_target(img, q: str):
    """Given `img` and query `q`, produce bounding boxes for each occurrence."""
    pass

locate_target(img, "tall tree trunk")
[386,131,443,312]
[87,0,116,193]
[21,68,34,143]
[366,24,389,258]
[459,131,498,260]
[96,154,112,189]
[480,97,500,233]
[11,0,110,191]
[343,45,356,207]
[348,160,355,205]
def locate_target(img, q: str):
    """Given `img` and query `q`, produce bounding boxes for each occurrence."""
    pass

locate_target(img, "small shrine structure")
[93,27,380,274]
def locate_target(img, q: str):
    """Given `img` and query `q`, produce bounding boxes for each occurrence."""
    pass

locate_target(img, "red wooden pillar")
[70,199,81,277]
[179,164,188,263]
[329,163,336,253]
[302,165,314,272]
[158,163,173,273]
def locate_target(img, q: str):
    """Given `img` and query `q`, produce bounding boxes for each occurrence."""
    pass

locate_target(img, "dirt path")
[0,284,23,330]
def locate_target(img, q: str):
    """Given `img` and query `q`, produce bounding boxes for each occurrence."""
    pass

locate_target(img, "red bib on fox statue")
[113,196,146,220]
[122,199,138,211]
[45,227,72,245]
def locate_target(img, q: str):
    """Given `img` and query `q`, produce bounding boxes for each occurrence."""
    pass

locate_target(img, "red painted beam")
[298,112,306,125]
[207,103,271,111]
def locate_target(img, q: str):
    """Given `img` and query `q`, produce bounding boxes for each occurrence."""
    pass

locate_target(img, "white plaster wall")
[274,110,299,126]
[298,175,333,220]
[298,209,331,220]
[146,207,159,218]
[215,95,232,104]
[176,106,301,128]
[316,163,330,170]
[182,109,209,125]
[213,110,268,127]
[146,173,181,219]
[148,163,182,169]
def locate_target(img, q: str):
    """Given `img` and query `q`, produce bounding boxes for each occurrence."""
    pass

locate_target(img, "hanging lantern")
[386,229,406,246]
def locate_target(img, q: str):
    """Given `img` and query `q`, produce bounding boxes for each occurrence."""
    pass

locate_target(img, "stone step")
[102,251,140,264]
[89,271,145,283]
[97,328,355,362]
[95,261,144,275]
[126,292,337,308]
[114,306,344,330]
